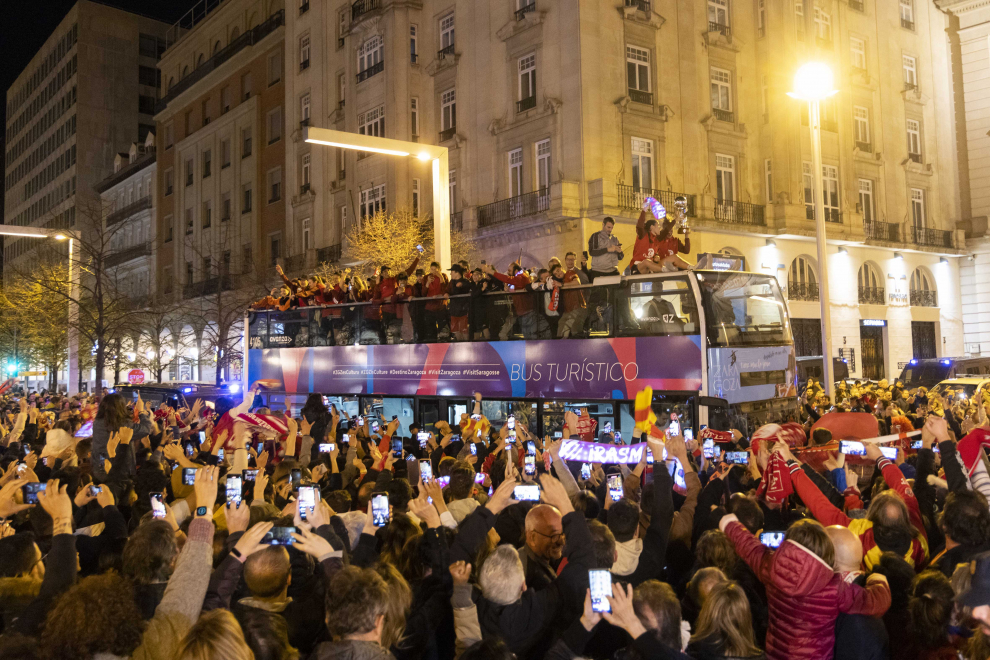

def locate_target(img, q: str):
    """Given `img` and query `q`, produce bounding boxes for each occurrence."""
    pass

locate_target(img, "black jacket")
[833,573,889,660]
[686,635,766,660]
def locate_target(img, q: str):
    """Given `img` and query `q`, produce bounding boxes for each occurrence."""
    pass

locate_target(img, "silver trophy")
[673,195,689,233]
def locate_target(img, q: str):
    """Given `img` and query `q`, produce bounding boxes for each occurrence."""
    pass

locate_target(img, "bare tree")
[344,208,476,272]
[119,294,189,383]
[0,280,68,391]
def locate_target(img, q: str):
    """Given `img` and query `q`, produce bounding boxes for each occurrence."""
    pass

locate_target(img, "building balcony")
[804,206,840,223]
[351,0,380,22]
[299,118,311,129]
[300,59,310,71]
[908,152,922,164]
[451,211,463,232]
[904,82,918,92]
[106,243,152,268]
[864,220,899,242]
[787,281,820,302]
[859,286,886,305]
[317,244,342,264]
[849,0,864,10]
[183,275,233,300]
[478,189,551,228]
[300,183,311,195]
[617,184,696,217]
[516,96,536,112]
[515,2,536,20]
[713,199,765,226]
[625,0,650,11]
[708,21,731,40]
[912,226,953,248]
[439,127,457,142]
[437,44,455,60]
[629,88,653,105]
[712,108,734,123]
[106,196,151,227]
[299,1,309,13]
[156,10,284,113]
[356,60,383,83]
[910,289,938,307]
[901,17,915,30]
[855,141,872,153]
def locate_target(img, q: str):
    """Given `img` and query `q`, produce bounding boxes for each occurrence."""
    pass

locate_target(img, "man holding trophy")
[630,195,693,273]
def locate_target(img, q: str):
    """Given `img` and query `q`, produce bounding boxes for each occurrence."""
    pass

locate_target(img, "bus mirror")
[698,396,728,409]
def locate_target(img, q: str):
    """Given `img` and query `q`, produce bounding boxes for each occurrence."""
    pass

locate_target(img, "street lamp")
[0,227,79,394]
[303,127,451,269]
[790,62,838,398]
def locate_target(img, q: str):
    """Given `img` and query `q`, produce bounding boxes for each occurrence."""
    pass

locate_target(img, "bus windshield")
[697,272,791,348]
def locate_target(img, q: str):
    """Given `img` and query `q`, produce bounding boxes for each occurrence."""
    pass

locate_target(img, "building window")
[242,184,252,213]
[268,107,282,144]
[300,93,311,124]
[203,149,212,177]
[185,158,194,186]
[795,1,805,40]
[536,139,551,191]
[202,200,212,228]
[765,159,773,203]
[358,35,383,74]
[301,153,311,188]
[449,169,457,212]
[302,218,312,251]
[518,53,536,108]
[186,261,194,284]
[338,10,347,48]
[412,178,421,216]
[221,192,231,221]
[440,13,455,49]
[509,148,523,197]
[710,67,732,118]
[202,99,211,125]
[163,265,174,294]
[903,55,917,88]
[268,51,282,86]
[761,74,769,121]
[164,122,174,149]
[242,72,253,100]
[268,168,282,203]
[410,24,418,62]
[708,0,729,27]
[907,119,921,158]
[626,46,651,103]
[242,127,252,157]
[221,85,231,113]
[441,88,456,133]
[823,165,839,221]
[410,97,419,138]
[757,0,766,36]
[164,214,173,242]
[814,7,832,41]
[165,168,174,196]
[911,188,926,227]
[337,73,346,107]
[631,137,653,192]
[854,106,870,145]
[851,37,866,70]
[715,153,735,203]
[270,233,281,266]
[185,208,194,235]
[359,105,385,138]
[221,139,231,168]
[340,204,348,230]
[900,0,914,27]
[859,179,875,223]
[789,256,818,294]
[360,184,386,218]
[299,34,311,70]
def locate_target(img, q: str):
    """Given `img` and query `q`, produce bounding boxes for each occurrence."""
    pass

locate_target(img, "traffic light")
[6,363,18,376]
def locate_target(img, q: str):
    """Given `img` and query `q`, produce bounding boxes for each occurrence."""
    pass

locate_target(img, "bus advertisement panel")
[708,346,798,404]
[247,335,703,400]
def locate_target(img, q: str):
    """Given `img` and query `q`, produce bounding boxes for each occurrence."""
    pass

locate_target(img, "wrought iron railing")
[787,282,820,301]
[478,190,550,228]
[901,17,915,30]
[356,60,383,83]
[439,127,456,142]
[858,286,886,305]
[849,0,864,11]
[351,0,380,21]
[318,244,342,264]
[712,108,734,122]
[300,1,309,13]
[864,220,899,242]
[910,289,938,307]
[625,0,650,11]
[908,152,922,163]
[515,2,536,20]
[517,96,536,112]
[713,199,765,226]
[451,212,463,232]
[183,275,233,300]
[629,89,653,105]
[709,21,731,39]
[912,226,953,248]
[855,141,872,153]
[617,185,696,217]
[106,196,151,227]
[106,243,152,268]
[437,44,455,60]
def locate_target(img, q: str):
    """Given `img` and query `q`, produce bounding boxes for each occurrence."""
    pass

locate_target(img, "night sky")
[1,0,194,222]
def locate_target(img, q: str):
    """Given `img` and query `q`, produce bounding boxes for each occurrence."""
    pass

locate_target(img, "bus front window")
[697,272,791,347]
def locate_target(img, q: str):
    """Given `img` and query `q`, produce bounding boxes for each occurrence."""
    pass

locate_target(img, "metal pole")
[67,237,79,394]
[432,153,452,270]
[809,99,835,398]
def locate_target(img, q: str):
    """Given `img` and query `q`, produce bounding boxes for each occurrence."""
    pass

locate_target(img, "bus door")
[418,398,442,431]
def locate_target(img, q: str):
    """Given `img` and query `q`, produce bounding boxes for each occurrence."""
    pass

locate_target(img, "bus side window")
[620,279,698,337]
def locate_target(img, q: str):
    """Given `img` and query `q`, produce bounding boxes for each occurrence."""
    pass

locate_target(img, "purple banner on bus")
[247,335,703,400]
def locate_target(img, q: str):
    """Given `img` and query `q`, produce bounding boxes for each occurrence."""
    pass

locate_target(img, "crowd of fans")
[1,371,990,660]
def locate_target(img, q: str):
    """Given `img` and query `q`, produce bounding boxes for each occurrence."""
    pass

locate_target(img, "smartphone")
[526,441,536,455]
[358,417,365,427]
[372,492,390,527]
[668,419,681,438]
[684,428,694,442]
[724,451,749,465]
[290,468,302,491]
[839,440,866,456]
[256,441,265,453]
[22,482,46,505]
[469,442,477,456]
[614,431,622,442]
[417,431,429,448]
[703,439,715,458]
[589,569,613,613]
[150,492,166,519]
[524,454,536,476]
[554,431,563,438]
[645,448,655,465]
[216,449,225,464]
[184,442,195,457]
[319,443,335,453]
[760,531,785,548]
[436,475,451,488]
[582,250,589,260]
[508,430,517,443]
[580,463,592,480]
[243,468,259,482]
[391,438,403,458]
[86,484,101,497]
[372,421,380,434]
[513,484,541,501]
[880,446,898,460]
[912,439,923,449]
[225,476,243,507]
[603,421,612,434]
[419,459,433,481]
[16,463,27,476]
[297,484,318,521]
[668,460,687,490]
[182,467,198,485]
[607,474,623,501]
[263,526,297,546]
[198,430,206,444]
[474,473,487,484]
[470,413,481,421]
[416,244,425,253]
[507,415,515,430]
[22,444,32,457]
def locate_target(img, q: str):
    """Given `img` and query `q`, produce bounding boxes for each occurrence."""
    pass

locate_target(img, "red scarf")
[756,451,794,506]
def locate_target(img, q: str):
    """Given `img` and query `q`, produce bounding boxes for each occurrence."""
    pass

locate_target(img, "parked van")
[898,357,990,390]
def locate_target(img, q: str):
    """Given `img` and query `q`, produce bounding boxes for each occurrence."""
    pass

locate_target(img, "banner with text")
[557,439,647,464]
[248,335,703,400]
[707,346,798,404]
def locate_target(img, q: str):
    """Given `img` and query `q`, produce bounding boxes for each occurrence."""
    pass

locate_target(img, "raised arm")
[788,461,853,527]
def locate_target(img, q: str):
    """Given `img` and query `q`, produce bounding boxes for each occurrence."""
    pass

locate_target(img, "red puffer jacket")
[723,519,891,660]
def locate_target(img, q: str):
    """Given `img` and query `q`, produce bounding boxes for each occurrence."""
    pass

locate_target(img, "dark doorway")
[912,321,937,360]
[860,323,885,380]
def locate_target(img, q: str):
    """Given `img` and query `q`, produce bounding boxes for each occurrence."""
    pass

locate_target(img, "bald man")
[829,525,889,660]
[520,504,565,591]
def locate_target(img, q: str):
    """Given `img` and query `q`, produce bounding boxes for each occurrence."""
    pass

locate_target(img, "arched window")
[197,53,205,67]
[213,40,221,55]
[910,268,937,307]
[181,65,189,79]
[167,77,175,92]
[857,263,884,304]
[788,256,819,301]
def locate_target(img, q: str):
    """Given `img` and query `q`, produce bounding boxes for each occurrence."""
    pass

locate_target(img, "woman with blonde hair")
[686,581,765,660]
[375,562,413,652]
[175,609,255,660]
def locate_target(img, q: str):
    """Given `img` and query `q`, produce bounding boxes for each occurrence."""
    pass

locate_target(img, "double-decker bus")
[244,268,798,440]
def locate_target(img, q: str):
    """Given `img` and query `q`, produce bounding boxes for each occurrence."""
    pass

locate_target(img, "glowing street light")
[791,62,838,397]
[303,127,451,270]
